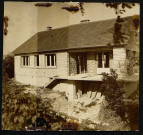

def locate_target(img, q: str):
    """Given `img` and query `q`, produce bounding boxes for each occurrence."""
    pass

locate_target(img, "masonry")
[112,47,127,78]
[14,52,69,86]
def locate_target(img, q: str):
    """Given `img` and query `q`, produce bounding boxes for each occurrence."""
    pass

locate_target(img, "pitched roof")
[13,16,137,55]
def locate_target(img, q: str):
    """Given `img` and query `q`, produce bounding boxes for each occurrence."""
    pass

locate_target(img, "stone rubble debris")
[38,89,107,125]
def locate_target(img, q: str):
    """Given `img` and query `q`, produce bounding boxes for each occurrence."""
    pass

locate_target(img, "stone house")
[13,16,139,101]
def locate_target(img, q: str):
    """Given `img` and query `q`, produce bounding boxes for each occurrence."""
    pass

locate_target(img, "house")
[13,16,139,101]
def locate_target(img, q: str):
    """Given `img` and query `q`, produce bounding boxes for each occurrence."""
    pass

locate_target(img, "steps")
[44,78,58,88]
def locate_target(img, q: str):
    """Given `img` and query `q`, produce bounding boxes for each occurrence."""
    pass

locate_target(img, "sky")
[3,2,140,56]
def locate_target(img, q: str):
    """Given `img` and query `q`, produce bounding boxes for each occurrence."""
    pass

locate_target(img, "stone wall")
[125,81,139,98]
[112,47,127,78]
[69,54,77,75]
[69,52,98,75]
[53,80,77,101]
[87,52,97,75]
[14,52,69,86]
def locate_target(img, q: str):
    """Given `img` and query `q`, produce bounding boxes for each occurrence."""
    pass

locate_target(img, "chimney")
[80,19,90,23]
[47,26,52,31]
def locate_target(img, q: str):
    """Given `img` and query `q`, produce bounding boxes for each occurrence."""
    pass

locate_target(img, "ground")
[23,84,130,131]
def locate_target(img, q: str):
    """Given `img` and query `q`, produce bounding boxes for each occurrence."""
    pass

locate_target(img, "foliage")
[105,3,135,15]
[2,67,9,83]
[101,69,126,120]
[3,16,9,36]
[126,101,138,130]
[78,2,85,16]
[99,107,130,131]
[126,50,139,76]
[113,16,128,44]
[105,3,138,45]
[2,79,37,130]
[3,55,14,78]
[2,77,66,130]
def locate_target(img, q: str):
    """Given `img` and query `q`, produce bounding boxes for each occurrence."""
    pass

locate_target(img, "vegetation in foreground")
[100,69,138,130]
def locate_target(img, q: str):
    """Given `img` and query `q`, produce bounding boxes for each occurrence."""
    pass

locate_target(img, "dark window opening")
[46,54,56,67]
[36,55,39,66]
[104,52,109,68]
[76,53,87,74]
[23,57,25,66]
[51,54,55,66]
[126,50,130,58]
[26,56,28,66]
[22,56,30,66]
[98,53,102,68]
[47,55,50,66]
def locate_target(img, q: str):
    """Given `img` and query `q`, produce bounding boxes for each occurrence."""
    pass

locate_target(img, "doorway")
[76,53,87,74]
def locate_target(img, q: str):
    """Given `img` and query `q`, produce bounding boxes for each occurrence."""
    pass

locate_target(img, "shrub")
[101,69,126,120]
[2,80,37,130]
[3,54,14,79]
[99,107,130,131]
[126,101,139,130]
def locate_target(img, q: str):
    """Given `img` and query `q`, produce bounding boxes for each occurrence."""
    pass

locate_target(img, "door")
[97,52,110,74]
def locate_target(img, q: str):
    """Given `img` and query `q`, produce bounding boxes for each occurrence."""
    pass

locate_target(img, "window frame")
[21,56,30,67]
[45,54,56,68]
[126,49,130,59]
[97,52,110,68]
[35,55,40,67]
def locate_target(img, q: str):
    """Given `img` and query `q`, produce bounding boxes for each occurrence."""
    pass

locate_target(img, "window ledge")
[46,66,56,69]
[21,66,30,68]
[20,66,57,69]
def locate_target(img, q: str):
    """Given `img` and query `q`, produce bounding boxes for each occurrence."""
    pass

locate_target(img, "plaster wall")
[14,52,69,86]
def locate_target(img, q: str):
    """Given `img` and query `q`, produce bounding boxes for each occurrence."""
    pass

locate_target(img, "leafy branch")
[3,16,9,36]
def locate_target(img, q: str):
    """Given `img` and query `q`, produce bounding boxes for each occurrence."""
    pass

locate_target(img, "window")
[126,50,130,58]
[45,54,56,67]
[22,56,30,66]
[98,53,102,68]
[35,55,39,66]
[97,52,110,68]
[104,52,109,68]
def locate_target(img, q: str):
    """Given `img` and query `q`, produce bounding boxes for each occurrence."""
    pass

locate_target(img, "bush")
[2,79,62,130]
[99,107,130,131]
[126,102,139,130]
[101,69,126,120]
[3,54,14,79]
[2,80,37,130]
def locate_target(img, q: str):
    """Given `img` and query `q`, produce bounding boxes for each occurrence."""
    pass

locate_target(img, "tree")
[101,69,126,120]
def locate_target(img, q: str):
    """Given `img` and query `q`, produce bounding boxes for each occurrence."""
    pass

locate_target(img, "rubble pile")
[67,92,107,124]
[39,88,108,125]
[25,87,129,130]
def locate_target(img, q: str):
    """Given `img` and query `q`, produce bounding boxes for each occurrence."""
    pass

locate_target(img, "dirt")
[24,86,129,131]
[36,88,108,125]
